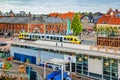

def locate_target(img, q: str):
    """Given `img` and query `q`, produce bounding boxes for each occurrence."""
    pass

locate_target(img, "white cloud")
[0,0,120,14]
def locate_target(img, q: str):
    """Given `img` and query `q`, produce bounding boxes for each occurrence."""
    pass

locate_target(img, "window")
[57,37,59,40]
[42,36,44,38]
[39,36,41,39]
[35,35,38,38]
[47,36,49,39]
[75,39,77,41]
[46,25,48,28]
[53,37,56,40]
[46,31,48,34]
[49,25,51,28]
[50,36,53,40]
[70,38,73,41]
[64,38,66,40]
[32,35,34,38]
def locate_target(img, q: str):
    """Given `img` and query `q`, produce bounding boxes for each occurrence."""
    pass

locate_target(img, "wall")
[88,58,103,74]
[11,47,39,64]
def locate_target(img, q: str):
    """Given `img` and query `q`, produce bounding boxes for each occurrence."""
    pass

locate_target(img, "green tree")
[93,26,97,31]
[71,13,82,35]
[0,11,2,15]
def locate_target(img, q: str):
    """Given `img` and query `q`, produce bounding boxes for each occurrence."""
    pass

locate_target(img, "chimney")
[115,9,119,12]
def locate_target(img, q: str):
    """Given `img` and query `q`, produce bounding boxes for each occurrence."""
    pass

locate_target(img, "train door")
[60,37,63,42]
[30,35,32,40]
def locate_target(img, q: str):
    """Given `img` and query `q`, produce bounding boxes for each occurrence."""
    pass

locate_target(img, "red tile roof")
[109,17,120,25]
[97,15,111,24]
[48,12,82,21]
[97,14,120,25]
[48,12,75,21]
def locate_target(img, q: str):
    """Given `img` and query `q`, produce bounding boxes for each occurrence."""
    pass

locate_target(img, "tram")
[18,33,81,44]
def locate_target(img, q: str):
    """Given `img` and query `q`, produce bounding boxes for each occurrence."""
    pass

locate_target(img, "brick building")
[0,16,67,35]
[0,17,30,34]
[28,16,67,34]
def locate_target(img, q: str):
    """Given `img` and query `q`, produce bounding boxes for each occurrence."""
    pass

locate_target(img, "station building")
[0,16,67,35]
[9,40,120,80]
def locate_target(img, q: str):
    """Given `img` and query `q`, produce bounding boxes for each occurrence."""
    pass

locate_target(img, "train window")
[22,34,23,36]
[75,39,77,41]
[25,35,28,37]
[70,38,73,41]
[64,38,66,40]
[57,37,59,40]
[47,36,49,39]
[67,38,69,41]
[50,36,53,40]
[54,37,56,40]
[35,35,37,38]
[26,35,29,37]
[42,36,44,38]
[39,36,41,39]
[32,35,34,38]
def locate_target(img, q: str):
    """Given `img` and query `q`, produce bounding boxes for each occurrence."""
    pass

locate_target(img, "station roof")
[45,58,71,65]
[8,40,120,59]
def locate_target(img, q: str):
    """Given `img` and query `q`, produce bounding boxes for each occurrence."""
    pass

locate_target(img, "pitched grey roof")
[0,17,31,23]
[0,16,66,24]
[42,17,66,23]
[30,16,67,24]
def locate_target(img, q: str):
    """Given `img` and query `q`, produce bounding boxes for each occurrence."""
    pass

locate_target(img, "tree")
[93,26,97,31]
[5,12,9,16]
[0,11,2,15]
[71,13,82,35]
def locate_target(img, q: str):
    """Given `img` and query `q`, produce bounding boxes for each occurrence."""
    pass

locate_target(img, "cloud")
[0,0,119,14]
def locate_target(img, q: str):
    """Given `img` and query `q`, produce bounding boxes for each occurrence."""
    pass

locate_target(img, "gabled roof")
[30,16,66,24]
[97,15,111,24]
[48,12,74,21]
[81,14,94,23]
[43,17,66,23]
[88,14,94,20]
[97,15,120,25]
[0,16,66,24]
[0,17,31,23]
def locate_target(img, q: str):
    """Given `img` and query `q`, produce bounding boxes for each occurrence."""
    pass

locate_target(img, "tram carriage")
[18,33,81,44]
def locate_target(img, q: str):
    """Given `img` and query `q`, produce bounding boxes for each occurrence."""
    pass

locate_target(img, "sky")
[0,0,120,14]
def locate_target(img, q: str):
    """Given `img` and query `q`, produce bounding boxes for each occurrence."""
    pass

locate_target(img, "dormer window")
[102,21,107,24]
